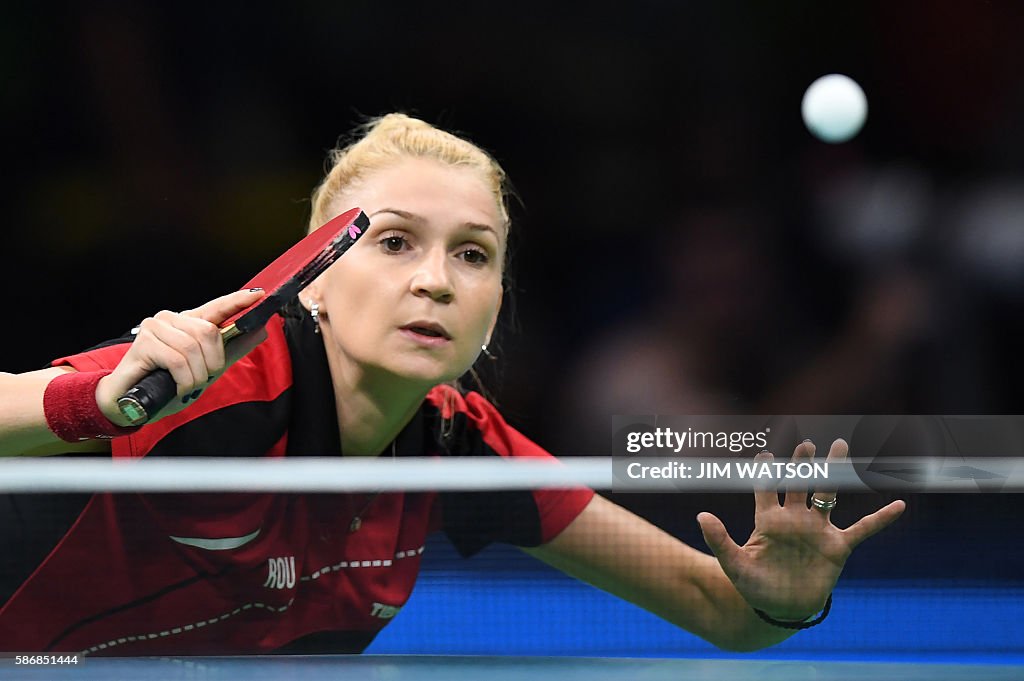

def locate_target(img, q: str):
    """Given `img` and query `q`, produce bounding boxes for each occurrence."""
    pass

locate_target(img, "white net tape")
[0,456,1018,493]
[0,457,615,493]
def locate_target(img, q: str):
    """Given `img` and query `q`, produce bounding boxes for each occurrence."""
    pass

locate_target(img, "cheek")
[467,284,502,335]
[320,261,387,327]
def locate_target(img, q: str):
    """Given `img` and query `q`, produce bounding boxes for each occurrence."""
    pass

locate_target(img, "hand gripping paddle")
[116,207,369,425]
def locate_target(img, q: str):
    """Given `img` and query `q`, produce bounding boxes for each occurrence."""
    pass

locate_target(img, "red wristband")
[43,370,142,442]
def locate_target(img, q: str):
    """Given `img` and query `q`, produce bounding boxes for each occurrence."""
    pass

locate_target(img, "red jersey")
[0,313,593,655]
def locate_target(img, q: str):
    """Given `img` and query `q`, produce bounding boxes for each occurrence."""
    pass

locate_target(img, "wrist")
[43,370,142,441]
[753,594,832,630]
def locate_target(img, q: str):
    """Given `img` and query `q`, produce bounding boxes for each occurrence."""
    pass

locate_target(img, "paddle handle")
[116,369,176,425]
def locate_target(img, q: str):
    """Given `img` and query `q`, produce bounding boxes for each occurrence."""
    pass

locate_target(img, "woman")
[0,114,904,655]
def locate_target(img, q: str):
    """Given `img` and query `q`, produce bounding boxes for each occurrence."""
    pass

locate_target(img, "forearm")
[687,553,802,651]
[0,369,110,456]
[559,543,803,652]
[526,496,812,652]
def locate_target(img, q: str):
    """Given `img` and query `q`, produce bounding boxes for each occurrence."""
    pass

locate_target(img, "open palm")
[698,440,906,620]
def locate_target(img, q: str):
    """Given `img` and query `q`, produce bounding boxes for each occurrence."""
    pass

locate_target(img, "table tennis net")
[0,456,1021,662]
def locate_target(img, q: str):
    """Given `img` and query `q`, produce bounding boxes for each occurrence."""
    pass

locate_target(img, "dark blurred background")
[3,1,1023,580]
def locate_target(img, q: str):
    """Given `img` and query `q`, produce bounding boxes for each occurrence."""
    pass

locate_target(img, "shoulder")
[51,333,135,372]
[216,315,292,398]
[426,385,596,553]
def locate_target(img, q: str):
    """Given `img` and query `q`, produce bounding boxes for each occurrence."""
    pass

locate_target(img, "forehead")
[334,157,502,234]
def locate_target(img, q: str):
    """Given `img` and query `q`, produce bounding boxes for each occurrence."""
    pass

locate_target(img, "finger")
[752,450,779,514]
[168,314,225,378]
[184,288,265,327]
[810,438,847,508]
[696,512,741,567]
[842,499,907,548]
[145,313,212,393]
[130,324,195,395]
[784,440,815,508]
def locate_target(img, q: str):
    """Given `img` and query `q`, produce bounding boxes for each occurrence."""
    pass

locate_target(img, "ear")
[484,287,504,346]
[300,279,322,311]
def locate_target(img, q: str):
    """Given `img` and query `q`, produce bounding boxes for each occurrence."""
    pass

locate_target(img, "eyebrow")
[369,208,499,238]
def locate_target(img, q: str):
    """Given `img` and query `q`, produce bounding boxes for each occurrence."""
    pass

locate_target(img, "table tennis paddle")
[116,206,369,425]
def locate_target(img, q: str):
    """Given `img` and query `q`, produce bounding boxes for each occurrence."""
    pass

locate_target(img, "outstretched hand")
[697,440,905,621]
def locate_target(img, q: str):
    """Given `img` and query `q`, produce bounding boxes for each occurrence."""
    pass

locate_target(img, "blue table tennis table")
[4,541,1021,680]
[4,655,1024,681]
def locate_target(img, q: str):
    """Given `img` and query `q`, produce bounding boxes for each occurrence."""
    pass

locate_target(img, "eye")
[459,247,490,266]
[379,234,409,253]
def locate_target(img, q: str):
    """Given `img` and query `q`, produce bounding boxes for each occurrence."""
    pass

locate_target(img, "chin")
[381,359,466,387]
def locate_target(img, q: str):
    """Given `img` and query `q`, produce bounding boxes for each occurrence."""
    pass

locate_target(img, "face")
[306,157,505,388]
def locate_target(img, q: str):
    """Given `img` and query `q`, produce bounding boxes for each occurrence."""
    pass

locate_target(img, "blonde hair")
[309,113,512,236]
[307,115,514,411]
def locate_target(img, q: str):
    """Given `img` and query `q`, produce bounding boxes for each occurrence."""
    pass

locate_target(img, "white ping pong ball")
[801,74,868,143]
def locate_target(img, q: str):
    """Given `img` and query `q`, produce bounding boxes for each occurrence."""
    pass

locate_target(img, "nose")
[409,248,454,303]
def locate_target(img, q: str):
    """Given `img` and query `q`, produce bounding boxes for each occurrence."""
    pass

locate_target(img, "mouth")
[400,321,452,341]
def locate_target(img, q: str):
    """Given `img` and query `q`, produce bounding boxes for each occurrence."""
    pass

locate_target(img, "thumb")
[697,511,740,563]
[225,326,269,366]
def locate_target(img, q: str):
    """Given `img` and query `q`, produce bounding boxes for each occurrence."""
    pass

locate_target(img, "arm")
[527,440,905,652]
[525,495,795,651]
[0,368,111,456]
[0,290,267,458]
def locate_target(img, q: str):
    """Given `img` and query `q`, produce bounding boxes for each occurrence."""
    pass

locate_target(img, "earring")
[310,302,321,334]
[481,343,497,360]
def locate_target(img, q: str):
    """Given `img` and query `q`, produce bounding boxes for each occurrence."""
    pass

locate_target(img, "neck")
[321,338,428,458]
